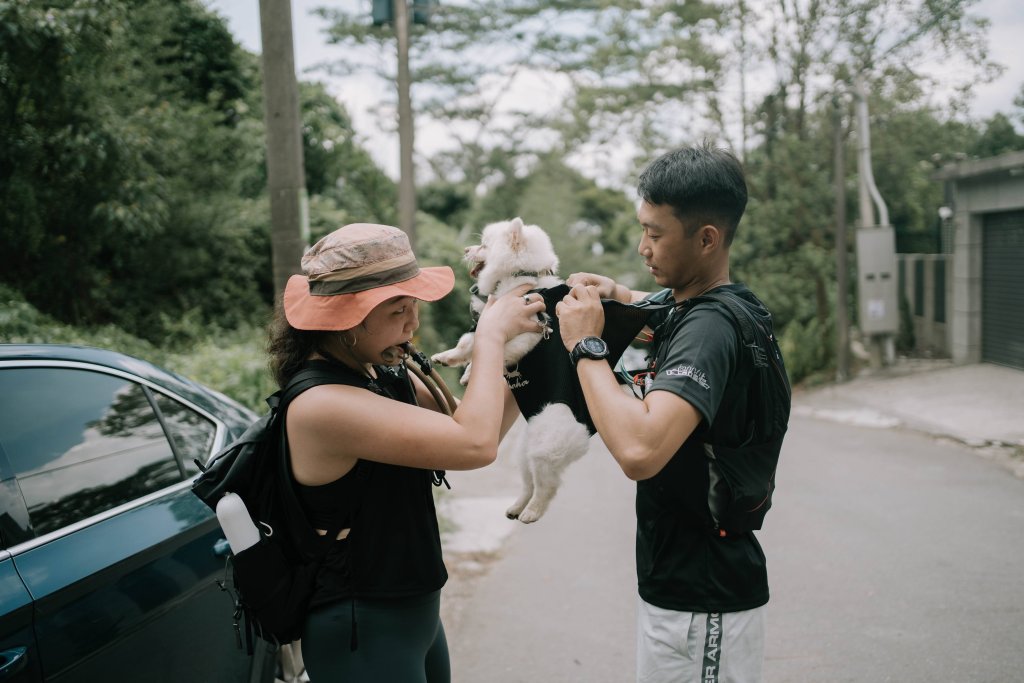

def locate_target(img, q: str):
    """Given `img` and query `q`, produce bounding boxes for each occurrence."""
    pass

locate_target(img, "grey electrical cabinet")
[856,227,899,335]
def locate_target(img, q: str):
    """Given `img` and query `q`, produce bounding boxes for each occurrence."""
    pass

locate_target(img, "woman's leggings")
[302,589,450,682]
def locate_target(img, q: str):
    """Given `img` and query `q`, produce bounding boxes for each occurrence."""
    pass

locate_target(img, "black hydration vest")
[656,289,791,535]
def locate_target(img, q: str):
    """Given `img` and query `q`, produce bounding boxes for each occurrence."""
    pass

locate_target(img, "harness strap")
[681,290,767,368]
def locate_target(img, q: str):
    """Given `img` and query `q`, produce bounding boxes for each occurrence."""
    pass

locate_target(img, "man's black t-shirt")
[635,284,769,613]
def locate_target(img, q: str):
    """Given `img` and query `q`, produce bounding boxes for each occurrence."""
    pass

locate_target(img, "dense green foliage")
[0,0,398,348]
[0,0,269,340]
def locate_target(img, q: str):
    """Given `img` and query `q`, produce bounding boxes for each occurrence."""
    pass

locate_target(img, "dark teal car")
[0,345,277,682]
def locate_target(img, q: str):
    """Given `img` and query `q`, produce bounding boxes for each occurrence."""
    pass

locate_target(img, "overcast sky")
[205,0,1024,180]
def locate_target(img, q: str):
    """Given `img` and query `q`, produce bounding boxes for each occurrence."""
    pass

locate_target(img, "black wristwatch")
[570,336,610,366]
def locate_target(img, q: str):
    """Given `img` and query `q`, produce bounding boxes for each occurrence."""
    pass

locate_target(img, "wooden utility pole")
[259,0,308,300]
[833,95,850,382]
[394,0,417,247]
[737,0,749,162]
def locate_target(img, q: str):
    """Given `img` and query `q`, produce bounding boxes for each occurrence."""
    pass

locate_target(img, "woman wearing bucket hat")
[268,223,546,682]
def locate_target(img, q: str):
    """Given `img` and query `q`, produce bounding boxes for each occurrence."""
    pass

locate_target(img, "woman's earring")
[343,332,358,349]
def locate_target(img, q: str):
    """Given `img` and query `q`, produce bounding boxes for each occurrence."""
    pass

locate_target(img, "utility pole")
[737,0,749,162]
[853,75,898,369]
[394,0,417,247]
[833,95,850,382]
[259,0,308,300]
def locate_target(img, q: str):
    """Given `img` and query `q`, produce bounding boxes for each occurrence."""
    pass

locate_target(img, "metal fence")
[896,254,951,357]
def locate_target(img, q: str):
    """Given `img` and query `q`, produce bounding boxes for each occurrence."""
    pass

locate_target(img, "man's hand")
[555,284,605,352]
[566,272,643,304]
[566,272,618,298]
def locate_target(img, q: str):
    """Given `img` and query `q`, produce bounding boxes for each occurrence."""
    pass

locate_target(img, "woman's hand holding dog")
[477,284,548,343]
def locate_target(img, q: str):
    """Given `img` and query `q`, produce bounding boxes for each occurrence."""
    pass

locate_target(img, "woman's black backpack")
[191,365,365,650]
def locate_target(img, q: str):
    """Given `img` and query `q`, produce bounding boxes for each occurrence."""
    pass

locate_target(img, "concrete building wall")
[933,152,1024,365]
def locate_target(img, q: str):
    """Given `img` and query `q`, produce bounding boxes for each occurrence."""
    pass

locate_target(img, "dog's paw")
[516,495,553,524]
[459,365,472,386]
[516,507,542,524]
[505,489,533,520]
[431,349,465,367]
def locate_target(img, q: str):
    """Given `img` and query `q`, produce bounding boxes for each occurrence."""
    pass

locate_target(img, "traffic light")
[371,0,438,27]
[412,0,438,25]
[372,0,392,26]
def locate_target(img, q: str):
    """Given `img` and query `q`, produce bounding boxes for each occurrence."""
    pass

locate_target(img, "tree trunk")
[259,0,308,301]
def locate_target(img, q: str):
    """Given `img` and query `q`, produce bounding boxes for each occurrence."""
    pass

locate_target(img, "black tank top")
[290,361,448,606]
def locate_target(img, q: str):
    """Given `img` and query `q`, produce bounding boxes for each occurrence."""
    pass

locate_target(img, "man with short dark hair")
[556,142,787,683]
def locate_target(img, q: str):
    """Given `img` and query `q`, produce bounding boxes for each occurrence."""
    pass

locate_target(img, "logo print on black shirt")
[664,364,710,390]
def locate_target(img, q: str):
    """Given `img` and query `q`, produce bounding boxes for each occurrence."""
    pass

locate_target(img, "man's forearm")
[575,356,701,480]
[611,284,650,304]
[575,358,657,480]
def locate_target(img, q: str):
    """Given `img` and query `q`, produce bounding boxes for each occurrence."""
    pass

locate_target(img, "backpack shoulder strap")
[275,363,370,411]
[688,290,756,345]
[273,363,373,558]
[683,290,768,369]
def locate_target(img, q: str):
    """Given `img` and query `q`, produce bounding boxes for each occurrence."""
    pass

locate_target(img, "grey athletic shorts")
[636,597,765,683]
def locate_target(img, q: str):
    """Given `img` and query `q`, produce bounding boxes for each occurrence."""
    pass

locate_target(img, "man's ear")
[699,225,721,251]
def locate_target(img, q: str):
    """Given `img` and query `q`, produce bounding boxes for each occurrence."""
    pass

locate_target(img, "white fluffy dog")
[432,217,591,523]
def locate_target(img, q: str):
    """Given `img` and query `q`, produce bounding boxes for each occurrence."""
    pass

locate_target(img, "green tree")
[316,0,728,193]
[1013,83,1024,129]
[298,81,398,235]
[417,181,472,227]
[0,0,269,340]
[1,0,132,322]
[717,0,1001,381]
[468,155,641,287]
[867,103,979,252]
[316,0,551,199]
[1,0,401,345]
[970,112,1024,158]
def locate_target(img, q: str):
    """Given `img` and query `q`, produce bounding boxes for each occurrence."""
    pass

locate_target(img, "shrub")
[164,325,276,413]
[1,284,273,411]
[779,315,833,386]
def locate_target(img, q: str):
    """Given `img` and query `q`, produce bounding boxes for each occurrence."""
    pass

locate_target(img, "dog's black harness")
[505,285,672,434]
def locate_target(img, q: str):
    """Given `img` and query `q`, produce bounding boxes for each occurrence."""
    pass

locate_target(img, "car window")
[151,392,216,475]
[0,367,183,536]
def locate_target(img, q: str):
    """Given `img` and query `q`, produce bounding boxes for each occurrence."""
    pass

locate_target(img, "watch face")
[583,337,608,354]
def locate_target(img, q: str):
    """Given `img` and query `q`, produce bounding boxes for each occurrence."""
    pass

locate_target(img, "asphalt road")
[442,414,1024,683]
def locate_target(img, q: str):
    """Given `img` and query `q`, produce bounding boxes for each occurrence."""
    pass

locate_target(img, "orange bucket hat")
[283,223,455,331]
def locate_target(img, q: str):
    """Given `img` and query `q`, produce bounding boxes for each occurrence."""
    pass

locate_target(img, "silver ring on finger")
[523,294,532,304]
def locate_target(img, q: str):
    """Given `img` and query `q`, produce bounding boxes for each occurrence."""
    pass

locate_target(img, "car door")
[0,439,42,682]
[0,364,252,683]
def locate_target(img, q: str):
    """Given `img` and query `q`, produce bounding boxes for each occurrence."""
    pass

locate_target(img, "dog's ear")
[509,217,525,252]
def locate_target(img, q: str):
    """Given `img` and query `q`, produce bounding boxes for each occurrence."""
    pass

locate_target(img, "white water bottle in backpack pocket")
[216,492,261,554]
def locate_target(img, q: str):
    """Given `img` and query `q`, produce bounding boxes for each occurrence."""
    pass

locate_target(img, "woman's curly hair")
[267,301,339,389]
